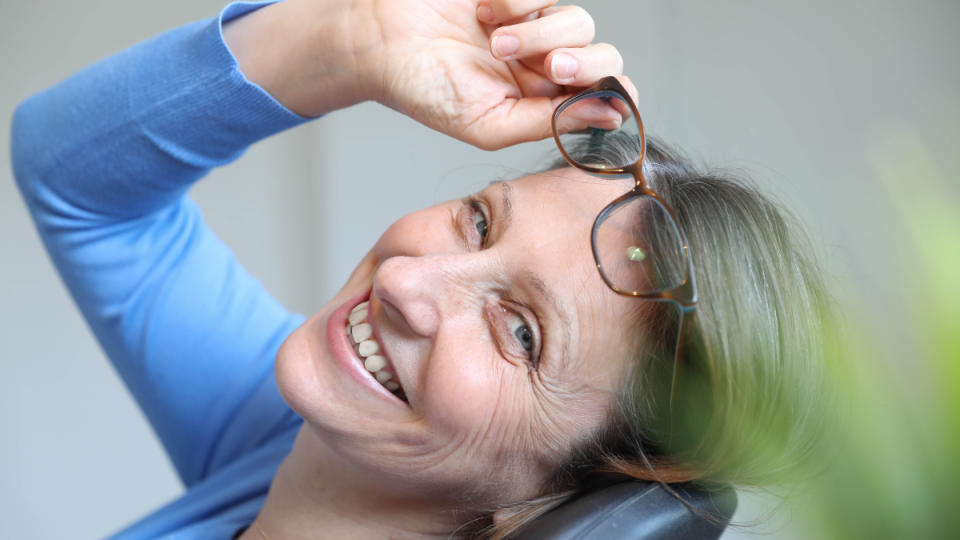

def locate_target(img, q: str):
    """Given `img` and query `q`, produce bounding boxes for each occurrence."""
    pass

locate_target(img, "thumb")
[460,95,570,150]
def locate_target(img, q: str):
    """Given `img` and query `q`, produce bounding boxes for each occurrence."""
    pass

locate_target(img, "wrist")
[223,0,383,117]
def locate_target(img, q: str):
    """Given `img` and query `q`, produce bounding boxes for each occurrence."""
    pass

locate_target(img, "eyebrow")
[489,179,513,232]
[526,270,573,371]
[489,181,574,371]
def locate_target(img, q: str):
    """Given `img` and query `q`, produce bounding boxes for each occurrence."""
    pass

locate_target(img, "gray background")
[2,0,957,538]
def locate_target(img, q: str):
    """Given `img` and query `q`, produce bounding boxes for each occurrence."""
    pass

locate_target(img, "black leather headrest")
[515,480,737,539]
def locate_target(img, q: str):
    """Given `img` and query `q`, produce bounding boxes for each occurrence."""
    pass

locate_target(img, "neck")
[244,427,470,540]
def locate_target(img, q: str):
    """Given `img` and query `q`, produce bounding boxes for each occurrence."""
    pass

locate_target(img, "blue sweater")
[11,2,309,537]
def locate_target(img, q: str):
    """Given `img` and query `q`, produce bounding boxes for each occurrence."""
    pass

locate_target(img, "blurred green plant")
[795,132,959,539]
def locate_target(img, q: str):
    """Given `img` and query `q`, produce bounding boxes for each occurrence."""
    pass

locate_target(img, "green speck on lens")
[627,246,645,262]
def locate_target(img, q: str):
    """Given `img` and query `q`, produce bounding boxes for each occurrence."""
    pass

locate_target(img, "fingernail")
[551,54,579,83]
[492,35,519,59]
[477,3,494,23]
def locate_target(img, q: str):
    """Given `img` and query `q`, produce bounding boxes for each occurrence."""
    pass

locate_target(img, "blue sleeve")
[10,1,307,487]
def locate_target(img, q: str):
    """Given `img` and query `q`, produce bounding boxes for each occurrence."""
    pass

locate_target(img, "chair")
[516,479,737,539]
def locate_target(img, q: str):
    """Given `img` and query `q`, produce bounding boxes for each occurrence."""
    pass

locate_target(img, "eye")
[485,303,542,370]
[469,199,489,247]
[457,197,491,249]
[514,323,534,353]
[505,309,539,369]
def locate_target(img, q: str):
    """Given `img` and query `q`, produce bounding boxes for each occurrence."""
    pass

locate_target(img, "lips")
[325,290,408,405]
[347,301,408,402]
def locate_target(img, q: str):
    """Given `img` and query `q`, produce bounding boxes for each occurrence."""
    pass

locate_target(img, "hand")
[366,0,635,149]
[225,0,634,150]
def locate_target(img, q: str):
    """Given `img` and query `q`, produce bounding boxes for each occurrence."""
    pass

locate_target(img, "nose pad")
[372,255,443,338]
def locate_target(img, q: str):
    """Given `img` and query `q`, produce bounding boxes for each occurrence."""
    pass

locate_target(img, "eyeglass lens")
[554,90,641,170]
[593,195,687,294]
[556,89,687,295]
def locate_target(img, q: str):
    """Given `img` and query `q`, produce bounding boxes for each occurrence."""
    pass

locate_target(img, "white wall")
[2,1,957,538]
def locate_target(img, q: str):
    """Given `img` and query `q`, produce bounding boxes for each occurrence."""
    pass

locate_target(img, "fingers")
[544,43,623,86]
[467,75,639,150]
[489,6,595,61]
[477,0,559,25]
[553,76,638,132]
[555,94,628,134]
[620,75,640,105]
[464,95,567,150]
[505,59,569,99]
[467,3,638,150]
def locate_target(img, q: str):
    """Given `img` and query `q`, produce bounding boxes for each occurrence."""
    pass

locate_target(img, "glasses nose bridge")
[552,76,648,187]
[629,161,648,192]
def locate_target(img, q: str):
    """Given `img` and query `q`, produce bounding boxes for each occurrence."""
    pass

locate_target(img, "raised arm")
[11,0,628,488]
[10,1,308,487]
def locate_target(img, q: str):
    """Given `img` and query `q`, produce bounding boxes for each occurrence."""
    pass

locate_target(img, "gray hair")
[483,135,830,539]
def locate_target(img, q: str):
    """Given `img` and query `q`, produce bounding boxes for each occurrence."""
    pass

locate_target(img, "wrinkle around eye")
[526,372,586,458]
[449,205,467,250]
[484,302,530,369]
[523,270,574,373]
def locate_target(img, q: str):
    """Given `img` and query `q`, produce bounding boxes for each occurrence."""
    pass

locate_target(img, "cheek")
[273,320,322,420]
[420,328,542,461]
[424,345,502,428]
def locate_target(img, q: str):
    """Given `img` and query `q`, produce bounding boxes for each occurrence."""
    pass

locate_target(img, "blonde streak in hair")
[486,137,832,537]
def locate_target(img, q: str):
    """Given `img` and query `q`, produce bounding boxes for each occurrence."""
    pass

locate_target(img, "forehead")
[484,169,641,388]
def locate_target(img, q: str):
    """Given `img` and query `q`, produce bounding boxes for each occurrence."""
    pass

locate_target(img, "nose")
[372,254,473,338]
[373,255,440,337]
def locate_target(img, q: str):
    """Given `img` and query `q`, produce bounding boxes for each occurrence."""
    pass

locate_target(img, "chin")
[274,309,331,424]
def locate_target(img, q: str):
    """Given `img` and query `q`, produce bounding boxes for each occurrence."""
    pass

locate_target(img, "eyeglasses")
[551,76,698,410]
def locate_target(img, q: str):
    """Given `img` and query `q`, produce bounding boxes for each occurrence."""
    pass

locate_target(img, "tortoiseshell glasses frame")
[551,76,698,408]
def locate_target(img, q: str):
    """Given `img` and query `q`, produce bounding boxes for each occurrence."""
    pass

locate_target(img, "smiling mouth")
[346,301,408,403]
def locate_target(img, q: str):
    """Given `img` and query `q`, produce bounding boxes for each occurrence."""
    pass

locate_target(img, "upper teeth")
[347,301,402,395]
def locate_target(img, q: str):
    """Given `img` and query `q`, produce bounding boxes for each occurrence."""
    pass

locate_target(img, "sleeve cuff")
[125,0,311,168]
[214,0,312,125]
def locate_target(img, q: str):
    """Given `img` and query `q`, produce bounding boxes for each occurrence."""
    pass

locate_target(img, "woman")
[11,0,828,538]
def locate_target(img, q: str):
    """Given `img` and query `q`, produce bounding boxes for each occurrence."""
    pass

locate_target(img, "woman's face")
[276,168,641,505]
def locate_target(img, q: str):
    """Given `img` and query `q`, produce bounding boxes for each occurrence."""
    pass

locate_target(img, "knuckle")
[597,43,624,72]
[498,0,552,21]
[563,5,595,37]
[490,1,513,20]
[594,42,615,54]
